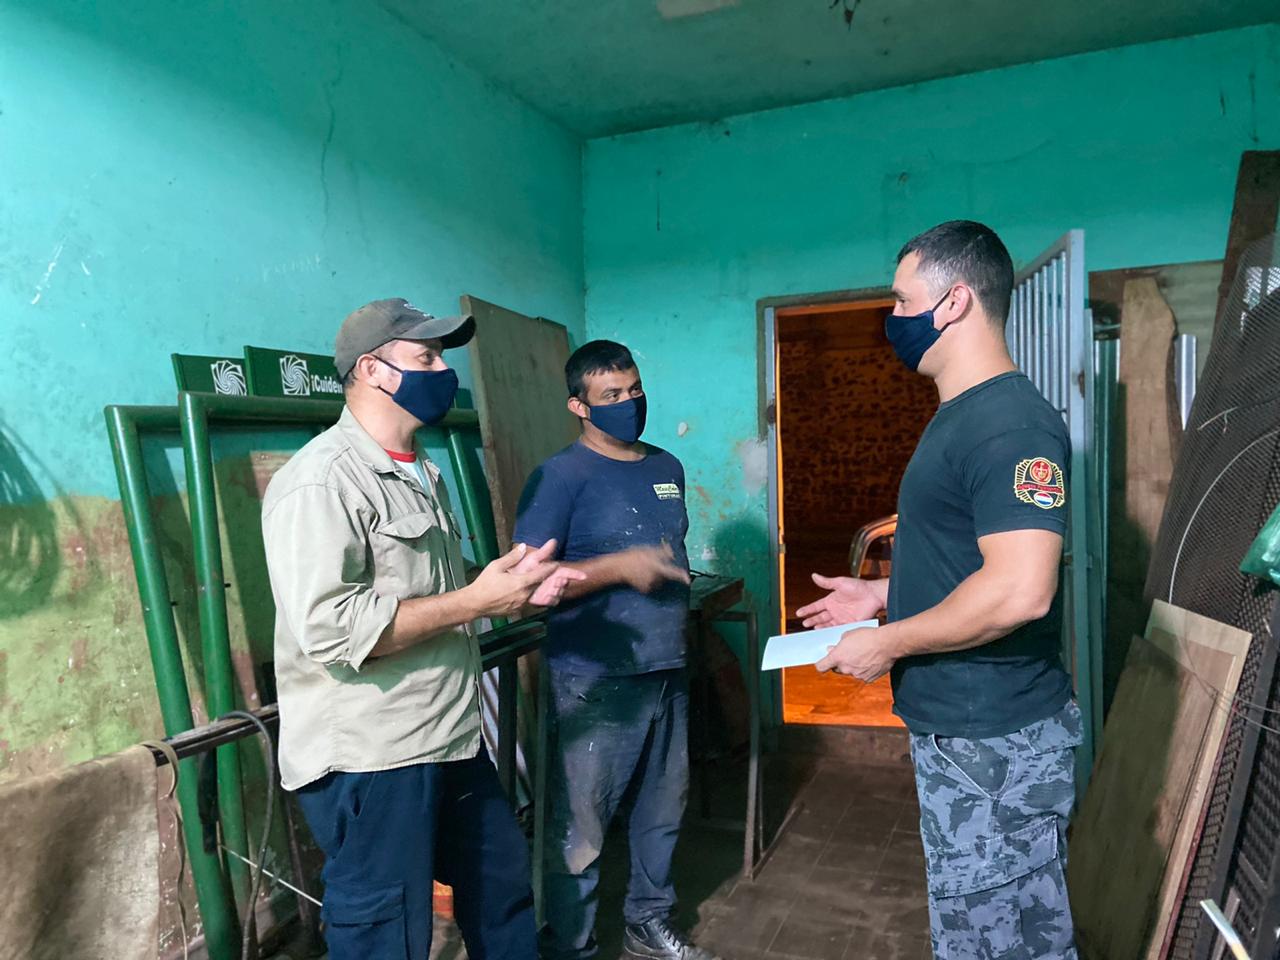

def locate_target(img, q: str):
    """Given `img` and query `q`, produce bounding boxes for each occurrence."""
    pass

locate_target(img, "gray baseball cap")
[335,298,476,377]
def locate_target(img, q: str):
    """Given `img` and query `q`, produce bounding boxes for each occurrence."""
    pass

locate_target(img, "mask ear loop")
[930,286,959,333]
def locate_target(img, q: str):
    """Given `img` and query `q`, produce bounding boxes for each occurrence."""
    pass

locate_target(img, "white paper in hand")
[761,620,879,671]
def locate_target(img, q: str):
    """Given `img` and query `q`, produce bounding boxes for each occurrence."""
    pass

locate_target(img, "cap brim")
[400,314,475,350]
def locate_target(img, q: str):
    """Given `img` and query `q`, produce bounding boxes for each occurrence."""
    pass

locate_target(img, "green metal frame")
[445,428,523,799]
[179,394,342,909]
[104,404,240,960]
[106,395,490,960]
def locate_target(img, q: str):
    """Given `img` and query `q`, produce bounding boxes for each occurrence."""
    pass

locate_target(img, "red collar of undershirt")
[384,449,416,463]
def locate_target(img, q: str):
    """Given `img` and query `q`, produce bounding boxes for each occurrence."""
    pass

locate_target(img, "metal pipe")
[154,706,278,762]
[1059,257,1069,413]
[533,663,550,925]
[104,404,240,960]
[1036,266,1046,393]
[178,392,253,911]
[444,426,497,567]
[1053,261,1064,412]
[105,407,194,736]
[444,424,526,804]
[1175,334,1199,429]
[717,610,763,880]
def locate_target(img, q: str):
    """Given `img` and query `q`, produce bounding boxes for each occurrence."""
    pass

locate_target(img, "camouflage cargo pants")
[909,700,1082,960]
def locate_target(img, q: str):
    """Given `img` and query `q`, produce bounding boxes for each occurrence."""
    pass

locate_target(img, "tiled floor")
[691,759,930,960]
[426,751,930,960]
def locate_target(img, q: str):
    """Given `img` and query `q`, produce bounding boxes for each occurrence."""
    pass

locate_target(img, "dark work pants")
[541,669,690,960]
[295,748,535,960]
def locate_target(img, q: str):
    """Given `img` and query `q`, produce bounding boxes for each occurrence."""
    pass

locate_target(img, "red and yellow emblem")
[1014,457,1066,510]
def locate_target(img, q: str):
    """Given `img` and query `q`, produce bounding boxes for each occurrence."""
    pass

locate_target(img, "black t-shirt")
[888,371,1074,738]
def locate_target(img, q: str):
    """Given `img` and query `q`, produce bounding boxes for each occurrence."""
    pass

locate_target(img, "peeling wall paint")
[583,25,1280,719]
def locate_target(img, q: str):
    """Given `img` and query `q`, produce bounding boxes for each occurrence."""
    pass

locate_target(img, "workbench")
[687,574,763,881]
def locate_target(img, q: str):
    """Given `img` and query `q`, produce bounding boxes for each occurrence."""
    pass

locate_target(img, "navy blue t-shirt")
[889,372,1074,738]
[513,442,690,676]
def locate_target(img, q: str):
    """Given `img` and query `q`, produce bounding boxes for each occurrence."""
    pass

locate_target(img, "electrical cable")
[219,847,322,907]
[220,710,278,960]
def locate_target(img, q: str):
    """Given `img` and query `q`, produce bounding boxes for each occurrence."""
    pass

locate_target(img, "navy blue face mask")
[885,291,952,372]
[376,359,459,426]
[587,395,647,444]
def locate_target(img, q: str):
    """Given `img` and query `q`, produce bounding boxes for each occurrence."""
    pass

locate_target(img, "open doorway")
[772,296,936,726]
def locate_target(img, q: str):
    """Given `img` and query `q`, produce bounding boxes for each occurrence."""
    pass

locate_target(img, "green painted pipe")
[445,425,499,567]
[103,404,240,960]
[178,393,254,910]
[444,425,528,801]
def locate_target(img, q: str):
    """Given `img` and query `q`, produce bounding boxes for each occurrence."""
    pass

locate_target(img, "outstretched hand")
[794,574,884,629]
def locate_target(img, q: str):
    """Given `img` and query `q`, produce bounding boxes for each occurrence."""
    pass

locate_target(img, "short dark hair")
[565,340,636,399]
[340,342,391,391]
[897,220,1014,326]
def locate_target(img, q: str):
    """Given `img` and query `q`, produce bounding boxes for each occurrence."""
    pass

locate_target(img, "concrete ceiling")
[380,0,1278,137]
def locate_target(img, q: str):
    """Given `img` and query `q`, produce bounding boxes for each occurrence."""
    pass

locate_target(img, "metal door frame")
[758,286,897,726]
[1008,229,1103,784]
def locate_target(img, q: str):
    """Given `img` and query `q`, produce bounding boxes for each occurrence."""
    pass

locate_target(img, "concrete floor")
[428,749,930,960]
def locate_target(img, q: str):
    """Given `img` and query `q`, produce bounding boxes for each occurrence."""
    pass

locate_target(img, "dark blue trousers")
[541,669,690,960]
[295,749,536,960]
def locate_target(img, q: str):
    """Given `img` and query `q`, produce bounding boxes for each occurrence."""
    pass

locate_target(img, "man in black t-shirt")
[799,221,1081,960]
[515,341,717,960]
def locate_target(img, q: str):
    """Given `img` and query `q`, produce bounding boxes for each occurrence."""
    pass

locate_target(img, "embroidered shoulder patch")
[1014,458,1066,510]
[652,483,682,501]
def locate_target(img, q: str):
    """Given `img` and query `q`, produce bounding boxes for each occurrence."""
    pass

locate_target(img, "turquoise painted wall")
[0,0,583,781]
[582,25,1280,716]
[1,0,584,500]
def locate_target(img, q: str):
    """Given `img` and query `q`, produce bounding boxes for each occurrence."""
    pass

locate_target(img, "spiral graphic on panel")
[209,360,247,396]
[280,355,311,396]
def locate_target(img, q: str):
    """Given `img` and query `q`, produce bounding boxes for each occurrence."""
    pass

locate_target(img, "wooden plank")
[1120,277,1178,547]
[1102,278,1178,707]
[1089,260,1221,375]
[461,296,578,550]
[1068,603,1251,960]
[1145,602,1249,960]
[1216,151,1280,327]
[1091,261,1222,712]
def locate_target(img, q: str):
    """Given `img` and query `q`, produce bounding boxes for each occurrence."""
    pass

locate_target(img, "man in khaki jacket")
[262,298,580,960]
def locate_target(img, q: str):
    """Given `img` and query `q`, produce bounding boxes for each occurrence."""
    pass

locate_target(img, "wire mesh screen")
[1143,234,1280,958]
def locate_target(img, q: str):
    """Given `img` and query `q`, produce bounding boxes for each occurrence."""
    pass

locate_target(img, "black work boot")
[622,918,721,959]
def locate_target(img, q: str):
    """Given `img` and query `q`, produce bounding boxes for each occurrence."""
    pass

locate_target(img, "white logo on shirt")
[653,483,681,501]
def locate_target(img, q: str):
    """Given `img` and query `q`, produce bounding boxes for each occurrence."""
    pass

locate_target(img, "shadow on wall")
[0,424,61,619]
[708,513,771,602]
[707,512,774,708]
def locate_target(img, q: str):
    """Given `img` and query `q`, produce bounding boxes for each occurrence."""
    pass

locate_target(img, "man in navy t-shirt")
[799,222,1082,959]
[514,340,718,960]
